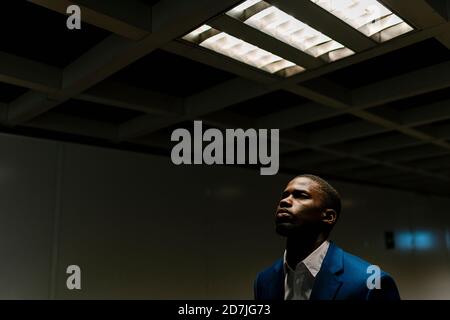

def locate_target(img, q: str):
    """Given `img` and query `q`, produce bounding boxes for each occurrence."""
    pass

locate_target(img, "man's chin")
[275,222,323,238]
[275,223,296,237]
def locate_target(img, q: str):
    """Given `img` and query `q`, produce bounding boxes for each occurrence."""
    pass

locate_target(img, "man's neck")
[285,233,327,269]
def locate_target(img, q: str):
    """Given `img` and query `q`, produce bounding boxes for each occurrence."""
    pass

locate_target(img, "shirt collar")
[283,240,330,277]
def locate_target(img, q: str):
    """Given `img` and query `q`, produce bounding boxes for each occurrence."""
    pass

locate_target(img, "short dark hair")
[295,174,341,221]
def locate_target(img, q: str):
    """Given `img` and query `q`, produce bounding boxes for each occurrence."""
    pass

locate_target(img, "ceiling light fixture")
[183,25,305,77]
[310,0,413,42]
[227,0,355,62]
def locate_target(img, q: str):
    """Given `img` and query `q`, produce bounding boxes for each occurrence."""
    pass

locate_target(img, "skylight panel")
[183,25,305,77]
[227,0,354,62]
[310,0,414,42]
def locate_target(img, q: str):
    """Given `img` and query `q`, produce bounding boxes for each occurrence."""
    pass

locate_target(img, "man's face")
[275,177,326,237]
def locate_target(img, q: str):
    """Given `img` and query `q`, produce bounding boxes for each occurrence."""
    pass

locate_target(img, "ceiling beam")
[342,165,410,180]
[340,107,450,150]
[130,134,176,150]
[284,141,445,173]
[77,81,184,116]
[200,110,256,129]
[276,93,450,156]
[0,51,61,93]
[0,103,7,125]
[381,0,450,48]
[294,138,450,178]
[281,152,341,169]
[0,51,184,117]
[280,62,450,154]
[287,79,352,109]
[338,134,421,155]
[8,92,60,124]
[311,158,368,174]
[426,0,450,20]
[371,173,427,184]
[352,60,450,108]
[8,0,243,124]
[280,130,449,181]
[317,144,449,173]
[426,122,450,139]
[163,41,277,85]
[373,144,449,163]
[381,0,446,28]
[307,121,388,146]
[257,102,340,130]
[119,77,271,139]
[400,97,450,127]
[25,112,118,140]
[403,154,450,170]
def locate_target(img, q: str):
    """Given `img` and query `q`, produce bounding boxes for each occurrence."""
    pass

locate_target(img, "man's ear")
[321,209,337,225]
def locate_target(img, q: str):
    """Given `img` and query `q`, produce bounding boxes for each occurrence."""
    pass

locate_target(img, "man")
[254,174,400,300]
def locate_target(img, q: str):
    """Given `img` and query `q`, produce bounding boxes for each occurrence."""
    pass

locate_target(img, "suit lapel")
[270,258,285,300]
[310,242,344,300]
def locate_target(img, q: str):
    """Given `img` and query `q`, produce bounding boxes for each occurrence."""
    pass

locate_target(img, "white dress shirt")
[283,240,330,300]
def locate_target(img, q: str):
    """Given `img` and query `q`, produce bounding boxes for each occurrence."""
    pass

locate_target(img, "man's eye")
[294,192,308,198]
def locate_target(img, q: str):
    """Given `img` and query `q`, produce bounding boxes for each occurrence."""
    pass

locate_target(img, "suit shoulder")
[343,250,372,270]
[333,247,399,300]
[341,249,392,279]
[256,258,283,280]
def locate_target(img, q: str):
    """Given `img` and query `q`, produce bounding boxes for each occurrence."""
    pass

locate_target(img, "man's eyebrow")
[281,188,310,196]
[290,188,311,195]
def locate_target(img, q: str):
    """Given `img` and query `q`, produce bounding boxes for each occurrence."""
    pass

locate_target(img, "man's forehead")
[285,177,320,191]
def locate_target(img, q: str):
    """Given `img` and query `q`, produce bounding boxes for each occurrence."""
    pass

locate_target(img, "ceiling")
[0,0,449,196]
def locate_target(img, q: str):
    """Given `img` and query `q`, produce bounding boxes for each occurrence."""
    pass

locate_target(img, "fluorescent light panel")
[227,0,354,62]
[310,0,414,42]
[183,25,305,77]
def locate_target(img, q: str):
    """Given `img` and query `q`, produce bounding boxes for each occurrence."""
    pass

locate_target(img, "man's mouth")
[276,209,292,221]
[276,208,291,215]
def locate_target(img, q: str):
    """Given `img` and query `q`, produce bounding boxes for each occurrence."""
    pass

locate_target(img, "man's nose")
[279,196,292,207]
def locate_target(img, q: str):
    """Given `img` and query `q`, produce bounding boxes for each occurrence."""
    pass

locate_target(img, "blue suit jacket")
[254,242,400,300]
